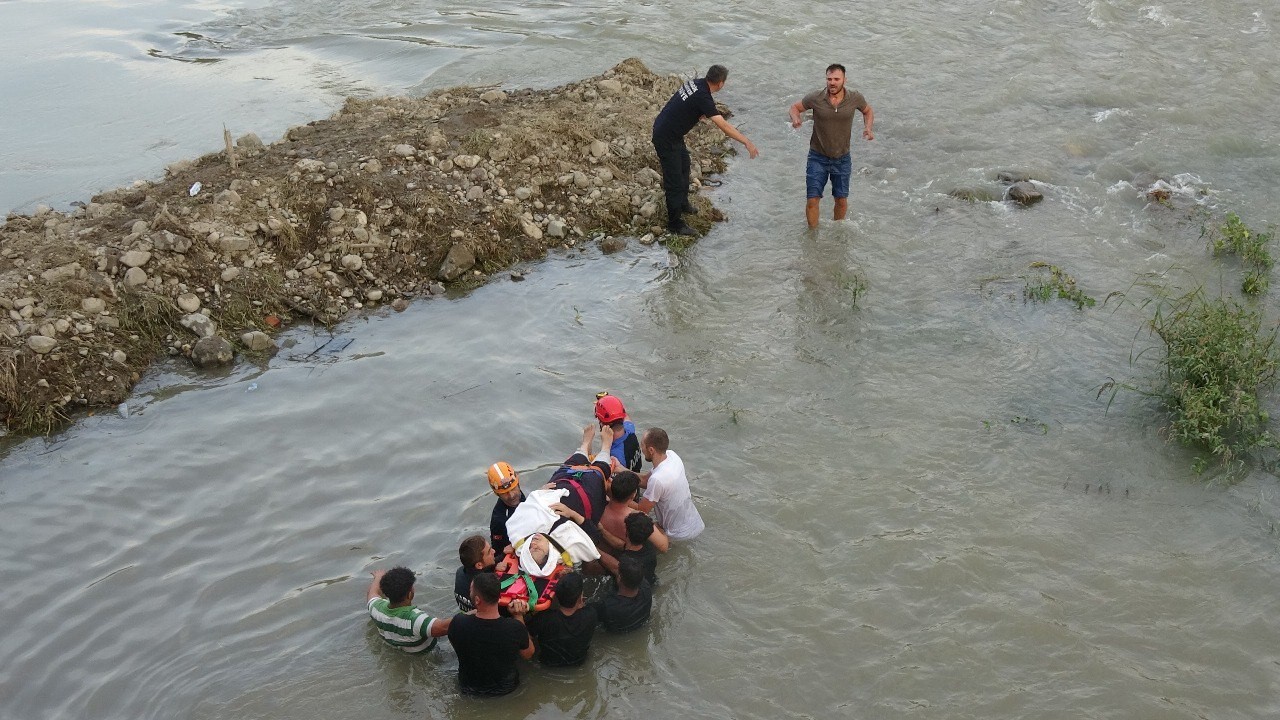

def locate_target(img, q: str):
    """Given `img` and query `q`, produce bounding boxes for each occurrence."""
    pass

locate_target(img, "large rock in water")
[191,337,234,368]
[1006,182,1043,206]
[438,243,476,281]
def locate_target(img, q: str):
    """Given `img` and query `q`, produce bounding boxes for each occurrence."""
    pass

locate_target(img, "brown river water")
[2,1,1279,718]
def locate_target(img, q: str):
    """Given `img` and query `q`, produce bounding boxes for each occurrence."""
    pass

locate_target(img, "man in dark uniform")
[487,461,525,554]
[652,64,759,236]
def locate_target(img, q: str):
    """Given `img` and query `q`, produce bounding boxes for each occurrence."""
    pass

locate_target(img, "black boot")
[668,221,697,237]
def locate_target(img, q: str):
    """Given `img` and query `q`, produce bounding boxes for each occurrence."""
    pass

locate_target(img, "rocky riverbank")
[0,58,734,435]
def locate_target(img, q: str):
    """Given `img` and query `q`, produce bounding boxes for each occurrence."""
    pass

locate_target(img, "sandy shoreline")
[0,59,735,436]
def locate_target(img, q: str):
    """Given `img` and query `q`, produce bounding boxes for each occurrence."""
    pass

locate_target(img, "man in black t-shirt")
[620,512,660,586]
[519,572,597,666]
[651,64,759,236]
[591,555,653,633]
[447,573,534,696]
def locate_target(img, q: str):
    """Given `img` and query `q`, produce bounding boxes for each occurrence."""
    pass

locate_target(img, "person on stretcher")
[496,498,599,613]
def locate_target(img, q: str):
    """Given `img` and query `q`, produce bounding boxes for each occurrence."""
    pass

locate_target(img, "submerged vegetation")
[1144,289,1278,475]
[1205,211,1275,296]
[1023,262,1096,309]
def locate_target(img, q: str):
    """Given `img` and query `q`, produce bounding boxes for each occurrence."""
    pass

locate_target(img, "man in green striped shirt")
[366,567,451,653]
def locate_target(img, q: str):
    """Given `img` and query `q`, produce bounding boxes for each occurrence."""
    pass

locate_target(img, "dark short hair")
[617,555,644,591]
[471,572,501,605]
[459,534,488,568]
[642,427,669,453]
[826,63,846,76]
[705,64,728,85]
[624,512,654,545]
[611,470,641,502]
[555,572,584,607]
[380,567,415,604]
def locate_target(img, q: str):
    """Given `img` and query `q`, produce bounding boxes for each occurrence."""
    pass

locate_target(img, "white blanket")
[503,488,601,565]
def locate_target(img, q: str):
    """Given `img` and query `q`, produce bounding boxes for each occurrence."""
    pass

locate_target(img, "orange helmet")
[594,394,627,424]
[487,462,519,494]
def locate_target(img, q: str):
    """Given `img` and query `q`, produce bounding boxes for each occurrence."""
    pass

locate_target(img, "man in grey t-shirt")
[788,64,875,228]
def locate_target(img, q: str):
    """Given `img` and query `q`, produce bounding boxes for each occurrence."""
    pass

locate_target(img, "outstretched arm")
[366,570,386,603]
[710,115,759,159]
[861,105,875,140]
[429,616,452,637]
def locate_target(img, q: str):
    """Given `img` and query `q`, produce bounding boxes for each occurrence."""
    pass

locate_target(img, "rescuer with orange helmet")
[487,461,525,553]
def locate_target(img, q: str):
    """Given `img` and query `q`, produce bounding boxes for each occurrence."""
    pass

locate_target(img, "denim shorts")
[806,150,852,199]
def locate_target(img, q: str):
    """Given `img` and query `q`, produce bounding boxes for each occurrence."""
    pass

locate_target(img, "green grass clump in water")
[1151,289,1278,476]
[1206,212,1275,296]
[1023,262,1096,309]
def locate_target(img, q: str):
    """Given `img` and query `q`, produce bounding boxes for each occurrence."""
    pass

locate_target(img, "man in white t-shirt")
[634,428,704,540]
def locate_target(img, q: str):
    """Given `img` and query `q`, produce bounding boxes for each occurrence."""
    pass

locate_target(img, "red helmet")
[594,394,627,424]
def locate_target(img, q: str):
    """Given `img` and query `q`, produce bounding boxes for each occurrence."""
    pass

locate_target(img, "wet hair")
[642,427,669,453]
[617,555,644,591]
[471,572,501,605]
[611,470,641,502]
[459,534,488,568]
[555,572,584,607]
[705,64,728,85]
[380,567,415,604]
[826,63,846,76]
[625,512,654,546]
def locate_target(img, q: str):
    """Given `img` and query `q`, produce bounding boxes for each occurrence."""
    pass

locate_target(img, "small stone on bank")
[180,312,218,339]
[177,293,201,313]
[192,336,235,367]
[27,335,57,354]
[123,267,148,286]
[240,331,274,351]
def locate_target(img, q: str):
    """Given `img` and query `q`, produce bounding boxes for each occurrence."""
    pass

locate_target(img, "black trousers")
[652,136,690,228]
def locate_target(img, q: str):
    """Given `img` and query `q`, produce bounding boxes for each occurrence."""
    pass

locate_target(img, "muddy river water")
[2,1,1279,718]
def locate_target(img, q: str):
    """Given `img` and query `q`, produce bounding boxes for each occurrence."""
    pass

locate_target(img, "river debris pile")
[0,58,733,435]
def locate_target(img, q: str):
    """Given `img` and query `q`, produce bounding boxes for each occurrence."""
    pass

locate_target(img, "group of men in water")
[363,59,870,697]
[652,62,874,234]
[366,393,704,696]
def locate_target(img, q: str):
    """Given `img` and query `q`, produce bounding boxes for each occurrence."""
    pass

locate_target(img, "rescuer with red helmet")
[594,392,642,472]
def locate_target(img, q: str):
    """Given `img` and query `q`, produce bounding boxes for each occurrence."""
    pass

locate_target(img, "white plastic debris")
[189,182,202,196]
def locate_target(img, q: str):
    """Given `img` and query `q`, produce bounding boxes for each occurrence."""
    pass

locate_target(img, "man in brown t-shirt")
[788,64,875,228]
